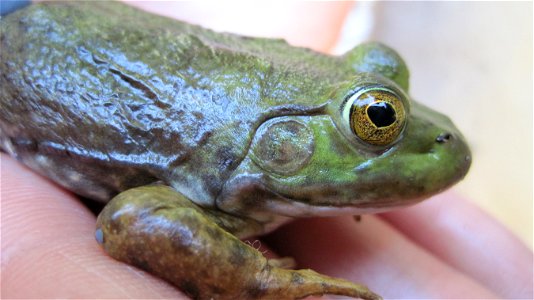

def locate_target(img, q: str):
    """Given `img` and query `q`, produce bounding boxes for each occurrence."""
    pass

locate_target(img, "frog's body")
[0,2,340,205]
[0,2,471,299]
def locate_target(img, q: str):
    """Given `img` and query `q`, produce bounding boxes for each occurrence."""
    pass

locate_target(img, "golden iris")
[344,88,406,146]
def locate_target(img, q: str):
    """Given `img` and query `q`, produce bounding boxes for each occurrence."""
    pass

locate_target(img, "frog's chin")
[237,196,424,235]
[217,172,430,223]
[257,200,416,235]
[250,196,425,235]
[262,196,425,218]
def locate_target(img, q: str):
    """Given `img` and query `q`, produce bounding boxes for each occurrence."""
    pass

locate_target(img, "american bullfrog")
[0,2,471,299]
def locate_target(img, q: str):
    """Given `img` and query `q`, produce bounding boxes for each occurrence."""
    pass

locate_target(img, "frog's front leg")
[95,185,380,300]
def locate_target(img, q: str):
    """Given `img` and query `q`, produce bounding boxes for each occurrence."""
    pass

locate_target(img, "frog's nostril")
[436,132,452,143]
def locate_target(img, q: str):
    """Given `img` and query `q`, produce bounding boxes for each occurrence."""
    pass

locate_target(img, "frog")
[0,2,471,299]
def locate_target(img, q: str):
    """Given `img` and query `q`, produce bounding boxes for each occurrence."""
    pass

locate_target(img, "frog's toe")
[264,267,382,300]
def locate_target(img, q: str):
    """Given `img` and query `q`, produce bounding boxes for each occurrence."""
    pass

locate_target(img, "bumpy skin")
[0,1,356,204]
[0,2,471,299]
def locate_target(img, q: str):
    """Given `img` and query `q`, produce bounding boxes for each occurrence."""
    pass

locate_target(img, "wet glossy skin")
[0,2,471,299]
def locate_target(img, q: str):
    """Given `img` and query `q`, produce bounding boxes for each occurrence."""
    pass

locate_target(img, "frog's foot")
[96,185,381,300]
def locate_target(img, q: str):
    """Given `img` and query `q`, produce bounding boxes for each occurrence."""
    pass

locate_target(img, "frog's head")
[218,43,471,220]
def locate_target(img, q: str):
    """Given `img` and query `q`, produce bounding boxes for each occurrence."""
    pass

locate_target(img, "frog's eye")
[342,87,406,146]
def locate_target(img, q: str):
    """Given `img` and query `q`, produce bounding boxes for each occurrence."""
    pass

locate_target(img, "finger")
[122,1,352,53]
[265,215,498,298]
[1,154,186,298]
[380,191,534,298]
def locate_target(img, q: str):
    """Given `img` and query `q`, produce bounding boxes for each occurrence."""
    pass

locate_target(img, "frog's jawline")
[217,171,427,225]
[265,194,422,218]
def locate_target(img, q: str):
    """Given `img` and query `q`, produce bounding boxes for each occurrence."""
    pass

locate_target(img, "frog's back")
[0,2,341,204]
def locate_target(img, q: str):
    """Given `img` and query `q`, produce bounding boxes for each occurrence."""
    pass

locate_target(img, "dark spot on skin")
[169,148,193,168]
[291,272,304,285]
[192,111,203,119]
[178,280,200,299]
[65,149,73,158]
[208,285,224,295]
[10,137,38,152]
[197,130,213,146]
[127,252,152,273]
[216,146,236,170]
[205,226,223,242]
[229,243,247,266]
[202,174,220,196]
[234,184,273,212]
[246,281,269,299]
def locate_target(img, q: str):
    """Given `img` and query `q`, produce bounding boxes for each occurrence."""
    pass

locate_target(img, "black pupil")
[367,102,396,127]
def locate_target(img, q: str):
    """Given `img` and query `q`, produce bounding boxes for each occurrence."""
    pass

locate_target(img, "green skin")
[0,2,471,299]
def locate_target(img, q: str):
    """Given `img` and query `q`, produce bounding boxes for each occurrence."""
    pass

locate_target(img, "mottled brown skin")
[0,2,471,300]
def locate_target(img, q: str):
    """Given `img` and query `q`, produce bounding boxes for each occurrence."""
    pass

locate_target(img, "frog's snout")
[432,129,472,182]
[435,131,472,164]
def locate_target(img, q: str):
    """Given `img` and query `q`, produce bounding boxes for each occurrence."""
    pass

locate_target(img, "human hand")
[2,153,187,298]
[266,191,533,299]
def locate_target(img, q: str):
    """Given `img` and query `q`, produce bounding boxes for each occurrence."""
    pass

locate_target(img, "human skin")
[1,2,532,299]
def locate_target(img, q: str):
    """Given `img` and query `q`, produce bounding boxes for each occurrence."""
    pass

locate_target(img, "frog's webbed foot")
[96,185,381,300]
